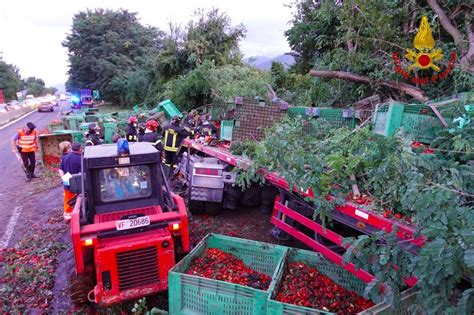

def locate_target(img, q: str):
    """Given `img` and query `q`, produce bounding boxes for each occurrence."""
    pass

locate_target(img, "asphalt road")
[0,106,62,245]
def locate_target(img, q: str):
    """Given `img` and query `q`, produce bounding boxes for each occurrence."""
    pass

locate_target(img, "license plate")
[116,216,150,231]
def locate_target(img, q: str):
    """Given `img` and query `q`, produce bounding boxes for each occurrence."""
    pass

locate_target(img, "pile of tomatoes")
[43,155,60,165]
[275,262,374,314]
[411,141,435,154]
[186,248,272,290]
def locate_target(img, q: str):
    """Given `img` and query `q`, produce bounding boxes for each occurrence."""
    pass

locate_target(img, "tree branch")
[460,10,474,72]
[427,0,465,54]
[309,70,427,101]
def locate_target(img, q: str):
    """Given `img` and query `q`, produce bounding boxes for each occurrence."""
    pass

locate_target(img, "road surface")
[0,106,63,247]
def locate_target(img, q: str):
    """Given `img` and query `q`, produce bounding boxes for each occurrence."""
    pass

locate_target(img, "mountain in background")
[243,54,295,71]
[53,84,65,93]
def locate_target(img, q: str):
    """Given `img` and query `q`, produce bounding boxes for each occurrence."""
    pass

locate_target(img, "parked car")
[38,101,54,112]
[0,104,9,113]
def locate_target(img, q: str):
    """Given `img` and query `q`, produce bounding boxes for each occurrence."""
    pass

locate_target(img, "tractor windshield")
[98,165,152,202]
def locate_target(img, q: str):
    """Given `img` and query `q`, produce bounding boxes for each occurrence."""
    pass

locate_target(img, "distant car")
[7,100,21,110]
[38,102,54,112]
[25,95,34,99]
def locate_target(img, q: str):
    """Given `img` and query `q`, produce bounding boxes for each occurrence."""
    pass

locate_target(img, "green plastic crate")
[287,107,308,117]
[169,234,287,315]
[373,102,453,143]
[65,115,85,130]
[158,99,183,119]
[53,129,83,143]
[288,107,356,131]
[268,248,379,315]
[38,133,75,165]
[220,120,234,141]
[104,122,118,144]
[358,288,418,315]
[48,121,64,132]
[268,248,418,315]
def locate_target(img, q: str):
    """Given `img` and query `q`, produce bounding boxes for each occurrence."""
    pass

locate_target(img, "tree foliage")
[238,114,473,313]
[0,61,22,101]
[23,77,45,97]
[285,0,473,105]
[62,9,162,104]
[157,61,269,111]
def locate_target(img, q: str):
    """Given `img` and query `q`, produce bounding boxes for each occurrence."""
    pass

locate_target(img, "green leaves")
[63,9,161,104]
[0,61,22,100]
[238,117,473,313]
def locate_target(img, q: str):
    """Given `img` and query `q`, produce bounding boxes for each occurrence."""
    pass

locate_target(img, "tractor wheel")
[205,202,222,216]
[188,199,205,214]
[239,183,263,208]
[224,185,242,210]
[66,248,93,305]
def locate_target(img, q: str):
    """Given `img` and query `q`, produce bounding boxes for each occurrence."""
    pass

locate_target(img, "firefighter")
[141,120,163,151]
[125,116,138,142]
[85,123,101,146]
[12,122,39,182]
[183,113,196,136]
[137,122,146,142]
[163,116,191,169]
[197,117,218,137]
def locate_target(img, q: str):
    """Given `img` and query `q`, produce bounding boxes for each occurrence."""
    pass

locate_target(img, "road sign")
[93,90,100,100]
[16,92,23,101]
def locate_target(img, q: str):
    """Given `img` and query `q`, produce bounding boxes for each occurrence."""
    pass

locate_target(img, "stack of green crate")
[168,234,419,315]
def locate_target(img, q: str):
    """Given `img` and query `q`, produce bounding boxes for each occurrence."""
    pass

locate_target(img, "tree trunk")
[427,0,465,55]
[309,70,428,101]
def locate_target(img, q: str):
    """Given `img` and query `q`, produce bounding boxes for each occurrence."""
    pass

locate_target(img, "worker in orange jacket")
[12,122,39,182]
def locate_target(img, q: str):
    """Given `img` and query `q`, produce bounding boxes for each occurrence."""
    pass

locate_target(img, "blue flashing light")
[71,95,80,104]
[117,139,130,156]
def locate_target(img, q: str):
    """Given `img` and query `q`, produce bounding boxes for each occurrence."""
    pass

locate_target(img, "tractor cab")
[69,141,189,305]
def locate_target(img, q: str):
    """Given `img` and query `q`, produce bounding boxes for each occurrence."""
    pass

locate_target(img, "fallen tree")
[309,70,428,102]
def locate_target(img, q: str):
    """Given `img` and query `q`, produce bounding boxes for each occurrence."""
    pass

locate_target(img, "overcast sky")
[0,0,294,87]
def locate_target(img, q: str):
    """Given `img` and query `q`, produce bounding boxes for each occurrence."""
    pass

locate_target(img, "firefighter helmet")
[146,120,158,131]
[128,116,138,124]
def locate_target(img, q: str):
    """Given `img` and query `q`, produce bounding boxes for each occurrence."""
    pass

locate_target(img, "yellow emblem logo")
[392,15,456,85]
[405,16,443,72]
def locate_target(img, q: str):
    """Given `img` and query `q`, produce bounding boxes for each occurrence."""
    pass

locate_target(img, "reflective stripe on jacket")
[164,128,179,152]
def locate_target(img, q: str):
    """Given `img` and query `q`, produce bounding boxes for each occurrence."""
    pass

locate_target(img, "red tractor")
[67,141,189,305]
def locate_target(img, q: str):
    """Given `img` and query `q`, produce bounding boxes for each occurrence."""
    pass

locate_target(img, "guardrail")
[0,105,37,126]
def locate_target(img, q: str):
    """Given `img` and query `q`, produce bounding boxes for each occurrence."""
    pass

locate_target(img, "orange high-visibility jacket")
[17,129,37,152]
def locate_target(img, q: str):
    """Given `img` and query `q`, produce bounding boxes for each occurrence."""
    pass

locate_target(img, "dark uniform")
[197,122,218,137]
[125,123,138,142]
[85,132,101,146]
[137,123,146,142]
[163,123,191,168]
[141,131,164,151]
